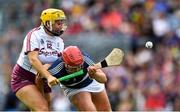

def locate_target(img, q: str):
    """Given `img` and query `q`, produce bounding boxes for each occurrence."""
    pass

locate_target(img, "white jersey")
[17,26,64,74]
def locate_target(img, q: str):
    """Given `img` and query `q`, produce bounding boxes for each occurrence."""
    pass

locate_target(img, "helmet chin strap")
[49,21,53,31]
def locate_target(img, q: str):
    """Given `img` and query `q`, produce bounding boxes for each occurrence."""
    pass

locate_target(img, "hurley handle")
[58,70,84,81]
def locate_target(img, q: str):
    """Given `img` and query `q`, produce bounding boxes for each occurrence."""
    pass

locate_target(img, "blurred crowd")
[0,0,180,111]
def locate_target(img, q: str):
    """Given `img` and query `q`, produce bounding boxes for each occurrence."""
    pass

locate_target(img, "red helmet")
[62,46,84,66]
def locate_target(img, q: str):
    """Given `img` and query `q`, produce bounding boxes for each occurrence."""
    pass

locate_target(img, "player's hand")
[46,75,60,87]
[88,66,107,83]
[87,66,98,78]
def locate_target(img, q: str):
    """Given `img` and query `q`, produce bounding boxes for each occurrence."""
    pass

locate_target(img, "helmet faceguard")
[40,8,67,36]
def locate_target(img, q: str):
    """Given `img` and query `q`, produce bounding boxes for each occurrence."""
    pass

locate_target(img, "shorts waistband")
[65,77,93,89]
[17,63,37,74]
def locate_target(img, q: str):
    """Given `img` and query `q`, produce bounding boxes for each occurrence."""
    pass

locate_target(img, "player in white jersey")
[11,8,67,111]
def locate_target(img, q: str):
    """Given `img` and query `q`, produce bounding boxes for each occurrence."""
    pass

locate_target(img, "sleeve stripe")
[26,27,39,52]
[48,62,64,75]
[83,56,94,65]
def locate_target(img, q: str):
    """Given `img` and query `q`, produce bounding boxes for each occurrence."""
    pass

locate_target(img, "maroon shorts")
[11,64,51,93]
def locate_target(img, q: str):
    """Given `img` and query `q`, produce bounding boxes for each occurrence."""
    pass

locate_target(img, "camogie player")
[42,46,112,111]
[10,8,67,111]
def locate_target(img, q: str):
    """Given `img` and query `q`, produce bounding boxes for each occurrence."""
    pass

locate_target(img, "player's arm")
[35,63,51,94]
[83,52,107,83]
[28,51,59,87]
[43,64,51,70]
[36,64,51,78]
[28,51,52,78]
[88,66,107,83]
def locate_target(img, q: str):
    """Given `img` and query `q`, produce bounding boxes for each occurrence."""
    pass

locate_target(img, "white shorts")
[60,79,105,100]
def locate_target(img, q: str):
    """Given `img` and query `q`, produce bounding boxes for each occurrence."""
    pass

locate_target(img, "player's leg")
[71,92,96,111]
[44,93,52,109]
[43,80,52,109]
[11,64,50,111]
[91,90,112,111]
[35,75,44,95]
[62,79,106,111]
[16,85,49,111]
[35,74,52,107]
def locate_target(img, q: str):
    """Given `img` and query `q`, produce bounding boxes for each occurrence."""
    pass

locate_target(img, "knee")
[72,100,96,111]
[33,103,49,111]
[34,107,49,111]
[77,105,96,111]
[99,105,112,111]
